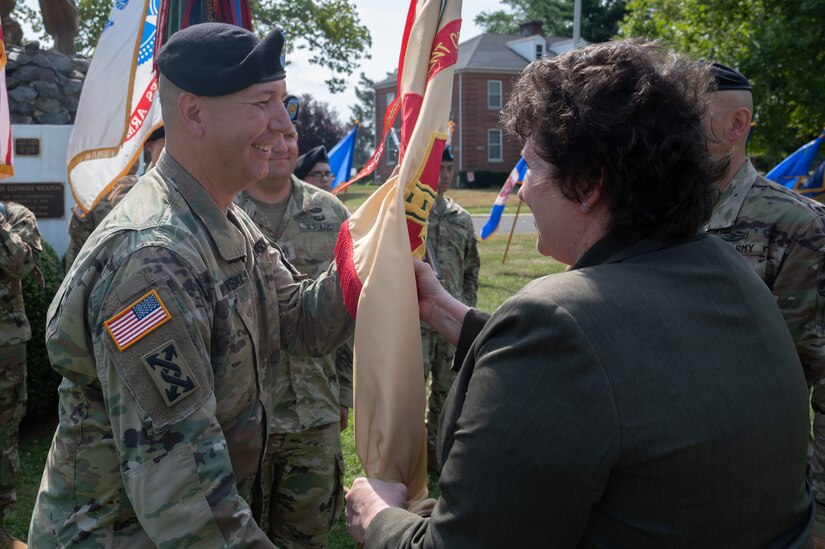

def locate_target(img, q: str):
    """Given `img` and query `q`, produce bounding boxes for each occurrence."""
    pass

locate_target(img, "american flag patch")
[104,290,172,351]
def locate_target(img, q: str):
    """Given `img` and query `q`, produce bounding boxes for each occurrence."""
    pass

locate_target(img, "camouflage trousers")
[422,329,457,449]
[260,422,344,549]
[0,343,26,509]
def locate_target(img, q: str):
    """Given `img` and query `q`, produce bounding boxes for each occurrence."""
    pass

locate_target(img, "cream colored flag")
[336,0,462,506]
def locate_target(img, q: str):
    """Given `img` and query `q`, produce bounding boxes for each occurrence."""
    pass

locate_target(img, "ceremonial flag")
[66,0,163,213]
[765,131,825,191]
[480,157,527,239]
[329,126,358,190]
[0,18,13,179]
[335,0,462,506]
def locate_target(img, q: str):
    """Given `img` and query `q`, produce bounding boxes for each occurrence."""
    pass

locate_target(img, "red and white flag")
[335,0,462,506]
[0,17,14,179]
[66,0,163,213]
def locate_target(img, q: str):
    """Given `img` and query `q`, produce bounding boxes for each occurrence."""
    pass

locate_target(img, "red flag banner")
[335,0,461,507]
[0,17,14,179]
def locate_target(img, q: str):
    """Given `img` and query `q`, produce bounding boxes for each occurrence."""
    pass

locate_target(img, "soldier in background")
[703,63,825,547]
[235,124,352,548]
[0,200,42,547]
[421,147,479,473]
[65,126,165,269]
[294,145,334,192]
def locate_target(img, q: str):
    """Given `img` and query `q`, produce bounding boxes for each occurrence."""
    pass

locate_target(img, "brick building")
[372,21,586,186]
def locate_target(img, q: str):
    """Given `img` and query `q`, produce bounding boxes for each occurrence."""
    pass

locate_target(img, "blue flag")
[329,126,358,190]
[480,157,528,240]
[765,132,825,190]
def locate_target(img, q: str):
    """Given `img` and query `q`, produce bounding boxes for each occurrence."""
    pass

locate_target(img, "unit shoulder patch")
[141,341,197,406]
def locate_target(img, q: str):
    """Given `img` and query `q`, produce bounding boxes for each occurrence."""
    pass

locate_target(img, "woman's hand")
[414,258,470,346]
[345,477,408,543]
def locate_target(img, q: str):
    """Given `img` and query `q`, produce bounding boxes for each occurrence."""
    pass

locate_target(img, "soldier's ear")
[177,93,205,137]
[729,107,751,144]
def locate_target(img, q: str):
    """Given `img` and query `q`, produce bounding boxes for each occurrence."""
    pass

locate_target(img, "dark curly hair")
[503,39,727,242]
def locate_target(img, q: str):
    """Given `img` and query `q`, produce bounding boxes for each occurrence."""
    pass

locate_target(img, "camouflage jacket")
[707,159,825,531]
[29,153,352,548]
[0,201,42,346]
[236,176,353,433]
[425,196,480,307]
[65,175,139,269]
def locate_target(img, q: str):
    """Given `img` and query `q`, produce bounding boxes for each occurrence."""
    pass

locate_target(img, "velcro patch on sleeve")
[104,290,171,351]
[141,341,197,407]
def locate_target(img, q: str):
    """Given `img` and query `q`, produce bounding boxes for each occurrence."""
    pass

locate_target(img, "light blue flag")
[329,126,359,190]
[765,132,825,190]
[480,157,528,240]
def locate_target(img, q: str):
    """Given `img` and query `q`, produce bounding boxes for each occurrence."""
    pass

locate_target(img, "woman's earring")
[581,202,591,212]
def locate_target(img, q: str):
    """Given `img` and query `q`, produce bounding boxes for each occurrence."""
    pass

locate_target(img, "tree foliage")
[475,0,626,43]
[13,0,371,93]
[348,72,374,168]
[295,93,345,155]
[252,0,371,93]
[619,0,825,165]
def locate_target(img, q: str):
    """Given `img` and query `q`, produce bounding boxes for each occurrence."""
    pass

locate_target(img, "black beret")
[294,145,330,180]
[442,146,454,162]
[707,62,751,92]
[157,23,286,96]
[147,126,165,142]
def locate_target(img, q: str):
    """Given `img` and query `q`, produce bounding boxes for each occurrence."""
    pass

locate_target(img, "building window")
[386,130,399,165]
[488,129,503,162]
[535,44,544,59]
[487,80,502,110]
[385,91,396,108]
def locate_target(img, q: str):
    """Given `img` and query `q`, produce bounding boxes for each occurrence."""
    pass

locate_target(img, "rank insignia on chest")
[141,341,197,406]
[104,290,172,351]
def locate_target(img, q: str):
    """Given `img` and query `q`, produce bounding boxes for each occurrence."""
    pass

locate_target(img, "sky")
[18,0,505,123]
[286,0,504,120]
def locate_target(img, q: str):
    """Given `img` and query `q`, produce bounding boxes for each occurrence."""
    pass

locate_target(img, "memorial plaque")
[14,138,41,157]
[0,183,65,219]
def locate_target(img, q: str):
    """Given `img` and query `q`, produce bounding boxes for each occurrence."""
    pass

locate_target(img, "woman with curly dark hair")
[346,39,813,548]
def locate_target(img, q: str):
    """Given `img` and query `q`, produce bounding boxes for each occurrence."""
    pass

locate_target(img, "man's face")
[305,162,334,192]
[200,79,292,187]
[265,125,299,183]
[437,161,455,194]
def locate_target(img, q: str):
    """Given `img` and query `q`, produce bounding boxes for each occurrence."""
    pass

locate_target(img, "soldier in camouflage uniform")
[421,147,480,472]
[0,201,41,546]
[235,124,352,548]
[65,127,165,269]
[703,64,825,545]
[29,24,353,547]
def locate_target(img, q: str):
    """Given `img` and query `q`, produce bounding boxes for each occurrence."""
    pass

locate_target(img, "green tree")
[348,72,374,168]
[13,0,371,93]
[252,0,371,93]
[619,0,825,164]
[475,0,626,43]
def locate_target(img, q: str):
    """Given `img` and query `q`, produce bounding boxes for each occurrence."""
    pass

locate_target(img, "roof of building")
[372,32,586,89]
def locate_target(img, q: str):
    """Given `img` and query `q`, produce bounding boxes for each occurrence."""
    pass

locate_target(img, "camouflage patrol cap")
[707,62,752,92]
[157,23,286,96]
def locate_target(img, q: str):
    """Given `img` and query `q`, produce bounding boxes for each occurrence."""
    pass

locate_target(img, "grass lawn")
[9,233,564,547]
[338,182,521,215]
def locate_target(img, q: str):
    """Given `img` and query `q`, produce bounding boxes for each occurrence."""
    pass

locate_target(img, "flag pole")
[502,200,522,264]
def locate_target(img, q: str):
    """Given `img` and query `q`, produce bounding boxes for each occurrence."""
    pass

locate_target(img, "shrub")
[21,240,64,424]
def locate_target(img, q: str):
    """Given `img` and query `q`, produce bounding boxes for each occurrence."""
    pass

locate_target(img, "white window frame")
[385,132,399,165]
[487,80,502,110]
[488,129,503,163]
[535,44,544,59]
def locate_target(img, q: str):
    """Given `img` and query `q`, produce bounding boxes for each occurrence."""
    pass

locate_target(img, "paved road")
[471,213,536,236]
